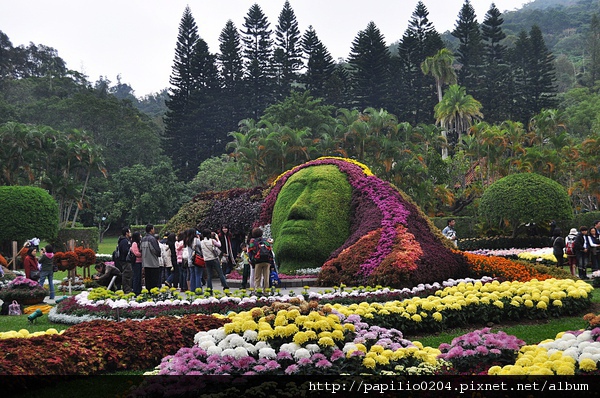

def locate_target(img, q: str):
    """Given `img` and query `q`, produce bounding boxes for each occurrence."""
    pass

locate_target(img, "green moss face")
[271,165,352,272]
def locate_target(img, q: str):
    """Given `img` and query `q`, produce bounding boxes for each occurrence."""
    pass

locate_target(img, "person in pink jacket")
[130,231,143,294]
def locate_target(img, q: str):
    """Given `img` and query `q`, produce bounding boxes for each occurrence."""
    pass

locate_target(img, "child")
[240,242,251,289]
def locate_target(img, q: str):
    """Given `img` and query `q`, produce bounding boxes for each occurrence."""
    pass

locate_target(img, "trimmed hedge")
[479,173,573,236]
[54,228,99,252]
[0,186,59,250]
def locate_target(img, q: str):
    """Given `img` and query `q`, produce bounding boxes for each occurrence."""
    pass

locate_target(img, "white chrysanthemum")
[562,347,579,360]
[576,331,592,342]
[234,346,249,359]
[306,344,321,353]
[229,335,246,348]
[243,330,258,342]
[258,347,277,359]
[294,348,311,359]
[208,328,227,342]
[561,333,577,341]
[221,348,236,357]
[207,345,223,355]
[280,343,301,354]
[194,332,213,345]
[343,343,358,353]
[198,340,216,350]
[255,341,270,350]
[244,343,258,355]
[578,341,593,351]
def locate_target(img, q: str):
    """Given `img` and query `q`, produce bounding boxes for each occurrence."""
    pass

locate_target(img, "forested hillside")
[1,0,600,236]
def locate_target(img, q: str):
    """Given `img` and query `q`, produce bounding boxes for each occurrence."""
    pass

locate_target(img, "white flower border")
[53,277,494,324]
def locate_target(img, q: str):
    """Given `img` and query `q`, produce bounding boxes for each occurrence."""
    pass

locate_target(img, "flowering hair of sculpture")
[258,157,468,287]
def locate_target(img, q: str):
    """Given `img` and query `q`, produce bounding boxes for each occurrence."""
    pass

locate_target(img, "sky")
[0,0,530,98]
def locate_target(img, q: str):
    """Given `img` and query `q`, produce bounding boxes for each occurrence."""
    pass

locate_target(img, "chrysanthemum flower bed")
[141,278,593,376]
[489,328,600,375]
[51,278,490,323]
[0,314,227,376]
[148,303,446,376]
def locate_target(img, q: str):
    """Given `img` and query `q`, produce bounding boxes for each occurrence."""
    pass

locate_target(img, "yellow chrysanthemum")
[363,357,377,369]
[411,314,422,322]
[579,358,597,372]
[318,336,335,347]
[293,331,309,345]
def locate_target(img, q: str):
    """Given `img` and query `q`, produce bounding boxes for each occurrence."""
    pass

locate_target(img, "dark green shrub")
[163,187,264,235]
[479,173,573,237]
[130,224,165,235]
[54,228,99,252]
[0,186,59,250]
[459,236,552,251]
[431,216,479,239]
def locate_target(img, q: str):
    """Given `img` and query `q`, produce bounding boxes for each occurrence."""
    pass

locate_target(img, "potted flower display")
[74,247,96,267]
[53,251,78,271]
[0,276,47,305]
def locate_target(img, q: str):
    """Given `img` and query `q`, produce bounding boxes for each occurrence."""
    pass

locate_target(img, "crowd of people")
[103,224,276,295]
[552,220,600,278]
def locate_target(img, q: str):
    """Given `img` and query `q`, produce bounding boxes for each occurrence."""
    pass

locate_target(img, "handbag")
[30,269,40,281]
[126,248,136,263]
[8,300,22,316]
[192,250,205,267]
[213,246,222,258]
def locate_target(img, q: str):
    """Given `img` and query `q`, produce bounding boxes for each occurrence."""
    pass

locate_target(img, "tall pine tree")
[451,0,484,98]
[273,0,302,98]
[395,1,443,124]
[526,25,558,114]
[509,26,557,123]
[242,3,274,119]
[165,6,200,179]
[301,26,335,100]
[480,3,511,122]
[218,20,246,135]
[187,38,222,169]
[348,21,391,111]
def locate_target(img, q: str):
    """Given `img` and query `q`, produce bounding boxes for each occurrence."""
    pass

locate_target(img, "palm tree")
[434,84,483,159]
[421,48,457,103]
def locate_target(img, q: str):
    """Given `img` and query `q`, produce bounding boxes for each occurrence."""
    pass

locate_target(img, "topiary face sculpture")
[271,164,352,272]
[256,157,469,287]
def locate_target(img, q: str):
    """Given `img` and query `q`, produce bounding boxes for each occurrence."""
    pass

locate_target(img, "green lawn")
[97,236,118,255]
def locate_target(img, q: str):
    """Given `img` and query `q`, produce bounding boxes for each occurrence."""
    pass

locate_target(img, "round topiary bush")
[479,173,573,237]
[0,186,59,249]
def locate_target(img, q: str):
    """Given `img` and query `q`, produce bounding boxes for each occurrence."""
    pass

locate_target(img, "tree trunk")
[71,169,91,228]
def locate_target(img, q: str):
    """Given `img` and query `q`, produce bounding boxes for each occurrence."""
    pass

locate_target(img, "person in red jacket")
[23,246,39,281]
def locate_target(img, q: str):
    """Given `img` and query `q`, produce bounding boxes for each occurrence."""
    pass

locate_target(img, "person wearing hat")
[565,228,578,277]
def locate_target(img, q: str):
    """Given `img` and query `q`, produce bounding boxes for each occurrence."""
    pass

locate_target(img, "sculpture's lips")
[280,220,311,234]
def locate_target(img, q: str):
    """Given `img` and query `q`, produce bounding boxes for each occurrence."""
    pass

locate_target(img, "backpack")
[253,238,273,264]
[112,245,120,262]
[565,236,576,255]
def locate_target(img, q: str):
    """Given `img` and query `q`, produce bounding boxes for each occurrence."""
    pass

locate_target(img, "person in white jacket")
[200,228,229,293]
